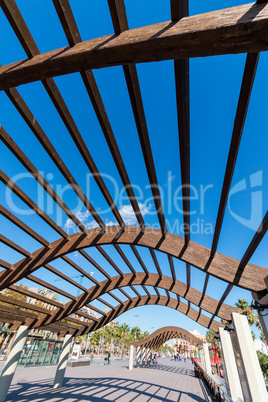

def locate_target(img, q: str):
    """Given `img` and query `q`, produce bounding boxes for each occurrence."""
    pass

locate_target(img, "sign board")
[71,344,81,360]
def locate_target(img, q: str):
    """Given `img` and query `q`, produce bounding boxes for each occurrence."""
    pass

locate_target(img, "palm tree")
[206,330,215,344]
[119,323,130,359]
[235,299,256,326]
[131,326,141,342]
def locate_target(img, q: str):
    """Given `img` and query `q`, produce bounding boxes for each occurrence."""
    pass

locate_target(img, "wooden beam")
[211,52,260,255]
[1,205,49,247]
[131,245,149,276]
[51,0,145,230]
[0,126,87,233]
[5,226,266,292]
[0,234,31,258]
[149,249,163,278]
[0,3,266,90]
[108,0,167,236]
[171,0,190,244]
[78,250,111,280]
[113,244,136,276]
[1,0,124,228]
[4,88,105,230]
[0,170,67,238]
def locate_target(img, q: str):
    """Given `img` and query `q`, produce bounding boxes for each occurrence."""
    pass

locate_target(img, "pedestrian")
[107,350,111,364]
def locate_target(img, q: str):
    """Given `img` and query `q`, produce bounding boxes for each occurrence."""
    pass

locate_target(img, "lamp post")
[134,315,139,342]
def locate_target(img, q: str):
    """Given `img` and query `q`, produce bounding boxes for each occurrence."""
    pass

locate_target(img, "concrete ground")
[5,358,213,402]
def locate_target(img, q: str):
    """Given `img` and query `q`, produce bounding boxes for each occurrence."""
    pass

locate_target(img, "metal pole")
[84,333,91,361]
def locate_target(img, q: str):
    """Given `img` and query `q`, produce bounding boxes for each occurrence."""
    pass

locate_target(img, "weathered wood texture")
[128,326,204,348]
[0,3,267,90]
[1,227,265,292]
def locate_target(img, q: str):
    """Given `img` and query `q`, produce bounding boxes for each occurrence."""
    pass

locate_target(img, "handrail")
[195,362,233,402]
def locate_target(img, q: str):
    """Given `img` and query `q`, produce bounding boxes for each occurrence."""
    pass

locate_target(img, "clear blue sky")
[0,0,267,337]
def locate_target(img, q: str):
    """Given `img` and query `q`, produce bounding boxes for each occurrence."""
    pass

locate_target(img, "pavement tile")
[5,358,212,402]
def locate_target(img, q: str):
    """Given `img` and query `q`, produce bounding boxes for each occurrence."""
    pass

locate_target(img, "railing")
[194,362,233,402]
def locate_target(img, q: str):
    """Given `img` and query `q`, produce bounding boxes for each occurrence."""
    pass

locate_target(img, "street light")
[134,315,139,342]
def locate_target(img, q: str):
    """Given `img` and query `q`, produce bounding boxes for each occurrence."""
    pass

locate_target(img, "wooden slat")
[0,294,52,315]
[27,274,76,300]
[51,0,145,229]
[131,245,149,276]
[185,263,191,295]
[0,126,87,233]
[96,246,123,277]
[0,260,12,270]
[113,244,136,275]
[44,264,88,292]
[107,291,123,305]
[7,226,267,291]
[208,284,233,329]
[239,211,268,270]
[154,287,161,298]
[211,52,260,255]
[118,288,132,300]
[97,297,115,311]
[4,88,104,230]
[141,285,150,298]
[1,205,49,247]
[85,303,106,316]
[1,3,267,90]
[61,255,99,285]
[9,284,63,308]
[168,255,176,284]
[1,0,124,228]
[108,0,167,235]
[0,170,67,238]
[130,285,141,299]
[0,234,31,257]
[78,250,111,280]
[171,0,190,244]
[149,249,162,278]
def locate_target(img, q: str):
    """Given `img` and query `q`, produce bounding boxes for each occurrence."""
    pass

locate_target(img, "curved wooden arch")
[30,272,237,332]
[40,295,223,335]
[1,0,267,341]
[1,226,266,292]
[127,326,205,349]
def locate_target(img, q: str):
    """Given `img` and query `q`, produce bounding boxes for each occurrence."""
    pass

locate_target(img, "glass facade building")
[18,336,63,367]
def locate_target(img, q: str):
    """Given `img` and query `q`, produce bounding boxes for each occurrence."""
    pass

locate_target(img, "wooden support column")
[219,327,243,402]
[0,325,29,402]
[53,333,72,389]
[136,346,141,368]
[232,313,267,402]
[129,345,134,371]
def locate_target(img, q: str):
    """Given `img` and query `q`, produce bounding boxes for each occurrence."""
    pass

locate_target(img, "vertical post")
[0,325,29,402]
[53,334,72,389]
[136,346,141,367]
[199,346,205,370]
[232,312,267,402]
[252,290,268,346]
[146,348,150,366]
[129,345,134,370]
[219,327,244,402]
[203,343,212,374]
[141,347,146,367]
[84,332,90,361]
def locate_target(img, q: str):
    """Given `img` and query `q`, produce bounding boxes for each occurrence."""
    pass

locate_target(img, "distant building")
[190,329,206,342]
[26,287,59,310]
[254,339,268,355]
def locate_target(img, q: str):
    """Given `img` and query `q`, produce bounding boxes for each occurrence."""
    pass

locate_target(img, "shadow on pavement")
[6,376,211,402]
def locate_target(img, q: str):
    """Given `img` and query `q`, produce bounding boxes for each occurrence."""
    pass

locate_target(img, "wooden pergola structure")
[0,0,267,338]
[128,326,204,349]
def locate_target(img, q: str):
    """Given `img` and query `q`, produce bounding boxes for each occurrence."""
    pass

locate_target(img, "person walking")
[107,351,111,364]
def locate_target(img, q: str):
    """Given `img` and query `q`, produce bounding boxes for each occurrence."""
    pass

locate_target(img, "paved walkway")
[5,358,212,402]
